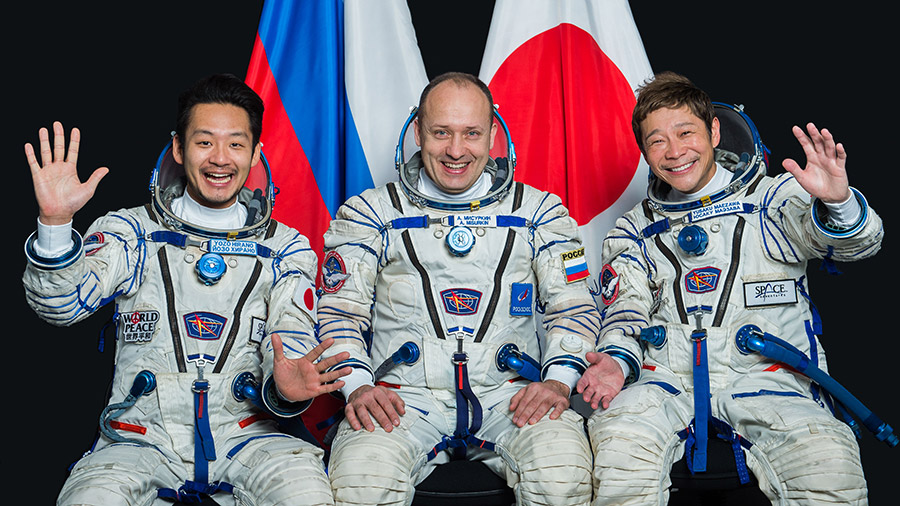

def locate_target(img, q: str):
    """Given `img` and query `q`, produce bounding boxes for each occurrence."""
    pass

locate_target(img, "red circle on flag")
[304,287,315,311]
[488,23,641,225]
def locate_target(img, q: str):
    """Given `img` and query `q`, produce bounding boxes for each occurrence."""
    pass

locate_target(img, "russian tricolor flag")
[245,0,427,277]
[244,0,427,444]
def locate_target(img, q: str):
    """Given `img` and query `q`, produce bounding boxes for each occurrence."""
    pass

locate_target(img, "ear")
[710,117,721,148]
[413,117,422,147]
[172,135,184,164]
[489,121,498,150]
[251,142,262,167]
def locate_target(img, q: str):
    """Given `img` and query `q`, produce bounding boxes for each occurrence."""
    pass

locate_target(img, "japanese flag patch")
[561,247,590,283]
[294,275,318,321]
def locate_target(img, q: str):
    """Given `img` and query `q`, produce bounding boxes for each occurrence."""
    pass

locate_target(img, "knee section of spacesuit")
[587,395,683,506]
[503,409,592,506]
[57,444,174,506]
[328,420,423,506]
[748,422,867,505]
[228,436,332,506]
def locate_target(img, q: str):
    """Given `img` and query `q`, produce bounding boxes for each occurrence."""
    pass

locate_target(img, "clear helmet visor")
[394,106,517,210]
[149,139,275,238]
[649,102,768,210]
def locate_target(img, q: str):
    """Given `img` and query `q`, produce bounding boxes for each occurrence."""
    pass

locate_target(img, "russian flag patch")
[561,247,590,283]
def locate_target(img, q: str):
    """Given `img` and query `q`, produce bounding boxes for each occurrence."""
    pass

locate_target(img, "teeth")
[444,162,467,169]
[669,161,693,173]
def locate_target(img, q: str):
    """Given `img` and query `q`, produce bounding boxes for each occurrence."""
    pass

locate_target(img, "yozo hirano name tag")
[743,279,798,308]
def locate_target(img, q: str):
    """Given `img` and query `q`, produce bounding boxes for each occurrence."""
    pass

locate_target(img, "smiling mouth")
[667,160,695,173]
[442,161,470,170]
[204,172,235,184]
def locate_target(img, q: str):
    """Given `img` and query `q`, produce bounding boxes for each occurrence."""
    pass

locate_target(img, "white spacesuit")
[318,110,598,506]
[23,144,333,506]
[588,103,883,505]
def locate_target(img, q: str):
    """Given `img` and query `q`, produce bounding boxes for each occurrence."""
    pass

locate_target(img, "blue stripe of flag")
[257,0,374,217]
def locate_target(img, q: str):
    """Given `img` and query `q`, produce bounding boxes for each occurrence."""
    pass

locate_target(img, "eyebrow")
[644,121,698,141]
[191,129,250,139]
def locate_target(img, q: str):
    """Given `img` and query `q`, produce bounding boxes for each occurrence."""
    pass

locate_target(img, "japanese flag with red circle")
[479,0,654,287]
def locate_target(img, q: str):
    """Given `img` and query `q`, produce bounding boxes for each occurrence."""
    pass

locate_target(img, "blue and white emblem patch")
[510,283,533,316]
[183,311,227,340]
[685,267,721,294]
[322,250,350,293]
[440,288,482,315]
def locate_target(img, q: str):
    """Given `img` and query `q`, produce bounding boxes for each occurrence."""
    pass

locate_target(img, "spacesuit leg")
[221,435,333,506]
[487,407,593,506]
[586,382,692,506]
[720,390,868,505]
[57,443,183,506]
[328,405,439,506]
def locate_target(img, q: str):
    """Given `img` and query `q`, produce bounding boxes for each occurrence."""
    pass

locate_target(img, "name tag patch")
[743,279,798,307]
[510,283,533,316]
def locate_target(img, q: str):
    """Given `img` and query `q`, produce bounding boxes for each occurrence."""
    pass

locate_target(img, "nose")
[446,134,466,159]
[209,143,229,165]
[665,138,686,159]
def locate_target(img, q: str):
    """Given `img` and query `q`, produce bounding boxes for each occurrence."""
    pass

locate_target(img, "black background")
[7,2,895,504]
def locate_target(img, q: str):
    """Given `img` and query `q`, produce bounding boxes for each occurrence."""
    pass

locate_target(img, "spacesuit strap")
[193,378,217,484]
[157,480,234,503]
[689,327,711,473]
[426,434,496,462]
[710,417,753,485]
[475,229,517,343]
[453,354,484,437]
[399,230,446,340]
[711,217,747,327]
[387,182,405,212]
[157,246,188,373]
[213,260,264,373]
[642,201,688,325]
[146,230,278,259]
[639,202,756,239]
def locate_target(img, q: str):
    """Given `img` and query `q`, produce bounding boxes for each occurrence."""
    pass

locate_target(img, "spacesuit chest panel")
[372,182,532,342]
[116,242,267,375]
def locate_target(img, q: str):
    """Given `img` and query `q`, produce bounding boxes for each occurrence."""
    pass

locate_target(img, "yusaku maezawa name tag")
[743,279,798,308]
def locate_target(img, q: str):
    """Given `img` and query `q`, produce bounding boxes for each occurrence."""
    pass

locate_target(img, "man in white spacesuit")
[317,72,600,506]
[23,74,349,506]
[577,71,883,505]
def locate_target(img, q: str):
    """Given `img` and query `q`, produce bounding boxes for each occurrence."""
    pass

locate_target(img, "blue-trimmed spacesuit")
[588,104,883,505]
[23,145,333,506]
[318,108,599,505]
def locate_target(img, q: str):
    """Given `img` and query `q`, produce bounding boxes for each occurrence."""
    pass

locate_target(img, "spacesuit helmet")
[648,102,768,211]
[149,138,275,239]
[394,104,517,212]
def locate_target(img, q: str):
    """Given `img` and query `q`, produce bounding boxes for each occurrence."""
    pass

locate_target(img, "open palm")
[25,121,108,225]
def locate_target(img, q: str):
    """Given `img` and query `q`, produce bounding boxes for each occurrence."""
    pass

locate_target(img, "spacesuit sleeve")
[316,190,387,395]
[258,224,321,411]
[758,174,883,264]
[594,211,654,384]
[23,208,150,327]
[528,191,602,381]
